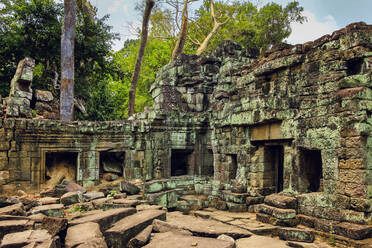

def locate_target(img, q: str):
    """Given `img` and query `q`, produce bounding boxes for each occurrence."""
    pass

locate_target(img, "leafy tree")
[0,0,119,120]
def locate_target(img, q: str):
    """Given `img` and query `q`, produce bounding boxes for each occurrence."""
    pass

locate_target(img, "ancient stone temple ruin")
[0,22,371,246]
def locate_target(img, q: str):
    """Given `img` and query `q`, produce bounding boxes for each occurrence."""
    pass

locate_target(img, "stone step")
[264,194,297,209]
[296,214,372,240]
[256,213,298,227]
[258,204,296,220]
[277,227,314,243]
[226,202,247,212]
[104,209,166,248]
[69,208,136,231]
[222,190,249,204]
[65,222,107,248]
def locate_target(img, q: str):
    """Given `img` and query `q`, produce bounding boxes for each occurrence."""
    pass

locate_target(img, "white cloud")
[286,10,339,44]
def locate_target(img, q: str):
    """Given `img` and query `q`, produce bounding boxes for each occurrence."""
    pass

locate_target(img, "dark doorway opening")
[264,146,284,193]
[45,152,78,186]
[171,149,193,176]
[299,149,323,192]
[100,152,125,180]
[202,149,214,176]
[228,154,238,180]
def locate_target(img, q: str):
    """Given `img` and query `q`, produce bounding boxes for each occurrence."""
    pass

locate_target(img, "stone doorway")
[264,146,284,193]
[299,149,323,192]
[44,152,78,187]
[100,152,125,180]
[171,149,193,176]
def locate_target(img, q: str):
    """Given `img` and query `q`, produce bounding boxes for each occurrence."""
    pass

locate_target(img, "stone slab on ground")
[0,203,25,216]
[39,197,59,205]
[60,192,83,206]
[236,235,289,248]
[0,230,53,248]
[30,204,64,218]
[0,219,34,240]
[136,205,163,212]
[166,211,253,239]
[65,222,107,248]
[120,181,140,195]
[83,191,105,201]
[152,219,192,236]
[143,232,235,248]
[69,208,136,231]
[127,224,153,248]
[105,209,166,248]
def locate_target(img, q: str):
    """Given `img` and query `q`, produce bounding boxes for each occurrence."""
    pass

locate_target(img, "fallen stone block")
[0,230,53,248]
[278,227,314,243]
[0,219,34,240]
[30,204,64,218]
[39,197,59,205]
[120,181,140,195]
[333,222,372,240]
[61,192,83,206]
[83,191,105,201]
[65,222,107,248]
[286,241,318,248]
[22,237,60,248]
[40,217,67,237]
[143,232,234,248]
[105,210,166,247]
[136,205,163,212]
[127,224,153,248]
[0,203,25,216]
[69,208,136,231]
[145,190,178,208]
[265,194,297,209]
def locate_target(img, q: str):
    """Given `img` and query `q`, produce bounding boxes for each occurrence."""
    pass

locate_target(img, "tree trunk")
[128,0,155,117]
[60,0,76,122]
[170,0,189,61]
[196,23,221,55]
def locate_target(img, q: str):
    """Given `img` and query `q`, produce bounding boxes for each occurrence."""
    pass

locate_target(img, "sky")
[89,0,372,51]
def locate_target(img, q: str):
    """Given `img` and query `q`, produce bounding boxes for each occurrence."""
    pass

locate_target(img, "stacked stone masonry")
[0,22,371,240]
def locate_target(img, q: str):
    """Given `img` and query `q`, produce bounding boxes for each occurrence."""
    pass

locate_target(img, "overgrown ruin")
[0,22,371,247]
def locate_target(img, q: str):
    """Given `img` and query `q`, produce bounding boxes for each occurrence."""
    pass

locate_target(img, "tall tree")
[170,0,189,61]
[60,0,76,122]
[128,0,155,117]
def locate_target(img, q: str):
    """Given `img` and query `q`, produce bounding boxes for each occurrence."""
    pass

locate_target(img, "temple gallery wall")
[0,22,371,238]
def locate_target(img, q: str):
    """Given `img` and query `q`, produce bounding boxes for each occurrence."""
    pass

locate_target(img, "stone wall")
[0,22,371,227]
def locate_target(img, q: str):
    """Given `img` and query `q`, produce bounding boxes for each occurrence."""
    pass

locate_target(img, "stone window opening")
[45,152,78,187]
[346,58,364,76]
[100,152,125,180]
[264,146,284,193]
[171,149,193,176]
[299,149,323,193]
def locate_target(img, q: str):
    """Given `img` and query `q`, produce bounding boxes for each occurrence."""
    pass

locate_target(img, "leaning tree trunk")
[128,0,155,117]
[60,0,76,122]
[170,0,189,61]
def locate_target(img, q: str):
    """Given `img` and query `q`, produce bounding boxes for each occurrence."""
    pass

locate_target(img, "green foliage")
[187,0,306,54]
[108,190,117,197]
[109,38,172,118]
[0,0,119,120]
[69,204,86,213]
